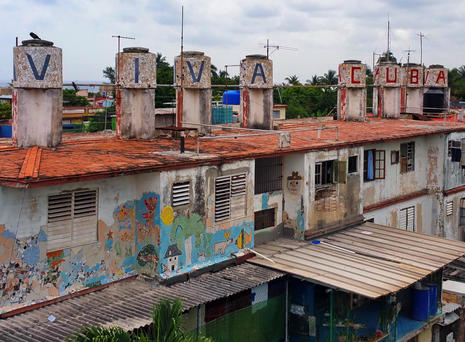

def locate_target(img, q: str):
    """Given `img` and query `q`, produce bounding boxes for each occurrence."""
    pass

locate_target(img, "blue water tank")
[222,90,240,105]
[426,283,438,315]
[411,287,430,321]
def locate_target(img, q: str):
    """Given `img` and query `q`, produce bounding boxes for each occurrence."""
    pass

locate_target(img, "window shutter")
[406,206,415,231]
[172,182,190,207]
[215,174,247,222]
[231,174,247,219]
[215,176,231,221]
[399,208,407,230]
[47,193,73,250]
[72,190,98,245]
[446,201,454,216]
[336,161,347,184]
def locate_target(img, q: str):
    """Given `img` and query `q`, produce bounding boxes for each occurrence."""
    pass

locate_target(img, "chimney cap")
[403,63,420,67]
[123,47,149,53]
[343,59,361,64]
[21,39,54,47]
[182,51,204,57]
[246,54,267,60]
[379,60,398,66]
[429,64,444,68]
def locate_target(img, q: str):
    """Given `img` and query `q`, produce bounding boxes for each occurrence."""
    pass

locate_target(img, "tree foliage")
[0,102,12,119]
[63,89,90,107]
[449,66,465,101]
[155,53,175,108]
[103,66,116,84]
[67,299,215,342]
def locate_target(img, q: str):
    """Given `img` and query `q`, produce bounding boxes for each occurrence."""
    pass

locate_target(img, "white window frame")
[215,173,247,222]
[47,189,98,251]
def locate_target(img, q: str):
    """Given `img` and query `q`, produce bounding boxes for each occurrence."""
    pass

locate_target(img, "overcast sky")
[1,0,464,84]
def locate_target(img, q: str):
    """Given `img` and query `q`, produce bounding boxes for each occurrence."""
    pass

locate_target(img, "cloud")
[0,0,464,83]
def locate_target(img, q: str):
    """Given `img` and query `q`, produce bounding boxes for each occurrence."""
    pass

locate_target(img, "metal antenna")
[259,40,297,59]
[387,17,390,61]
[404,48,415,65]
[112,35,135,83]
[417,32,426,67]
[177,5,184,128]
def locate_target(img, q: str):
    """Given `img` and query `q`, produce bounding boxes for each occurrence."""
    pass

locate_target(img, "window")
[172,182,190,207]
[273,110,281,119]
[446,201,454,216]
[47,189,98,250]
[399,206,415,231]
[254,208,275,231]
[215,173,247,222]
[391,150,399,164]
[315,160,334,186]
[460,199,465,226]
[364,149,385,181]
[255,157,282,194]
[400,142,415,173]
[348,156,358,174]
[449,140,461,161]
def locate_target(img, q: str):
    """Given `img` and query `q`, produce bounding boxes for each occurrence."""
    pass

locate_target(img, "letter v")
[27,54,51,80]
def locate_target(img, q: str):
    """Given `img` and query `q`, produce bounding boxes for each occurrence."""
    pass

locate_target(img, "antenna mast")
[112,35,135,83]
[417,32,425,67]
[177,5,184,128]
[387,17,390,62]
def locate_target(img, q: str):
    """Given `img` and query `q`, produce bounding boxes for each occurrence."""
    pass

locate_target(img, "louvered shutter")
[72,190,98,245]
[47,193,73,250]
[215,176,231,221]
[215,173,247,222]
[231,174,246,219]
[446,201,454,216]
[172,182,190,207]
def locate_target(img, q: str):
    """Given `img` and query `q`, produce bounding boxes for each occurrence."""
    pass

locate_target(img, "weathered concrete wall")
[242,88,273,130]
[364,195,435,235]
[117,50,157,88]
[443,191,465,240]
[118,89,156,139]
[374,63,401,118]
[0,159,254,312]
[307,147,364,231]
[401,65,424,114]
[444,132,465,190]
[174,52,211,89]
[282,153,308,239]
[240,56,272,89]
[405,88,423,114]
[337,61,366,121]
[425,67,448,88]
[13,43,63,147]
[254,191,283,244]
[181,88,212,132]
[362,135,444,208]
[13,88,63,147]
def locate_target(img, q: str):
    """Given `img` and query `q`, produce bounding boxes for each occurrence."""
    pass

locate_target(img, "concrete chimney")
[337,60,366,121]
[240,55,273,129]
[13,38,62,147]
[373,61,401,118]
[400,63,423,114]
[174,51,211,133]
[116,47,157,139]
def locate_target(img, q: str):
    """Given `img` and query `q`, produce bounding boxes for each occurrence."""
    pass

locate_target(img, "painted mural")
[0,192,254,312]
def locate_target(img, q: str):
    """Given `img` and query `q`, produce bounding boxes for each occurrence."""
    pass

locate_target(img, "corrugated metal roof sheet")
[0,263,284,342]
[249,222,465,299]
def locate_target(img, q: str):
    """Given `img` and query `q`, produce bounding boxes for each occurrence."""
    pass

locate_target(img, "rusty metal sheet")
[249,223,465,299]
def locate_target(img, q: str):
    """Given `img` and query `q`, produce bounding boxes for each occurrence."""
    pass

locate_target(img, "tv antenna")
[112,35,135,83]
[260,39,297,59]
[404,48,415,65]
[417,32,427,66]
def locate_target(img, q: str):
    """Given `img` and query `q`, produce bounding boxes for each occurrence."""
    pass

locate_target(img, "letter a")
[251,63,267,84]
[186,60,205,83]
[436,70,445,85]
[26,54,50,80]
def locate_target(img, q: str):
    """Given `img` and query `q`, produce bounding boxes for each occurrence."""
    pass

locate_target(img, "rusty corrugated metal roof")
[2,118,465,188]
[249,222,465,299]
[0,263,284,341]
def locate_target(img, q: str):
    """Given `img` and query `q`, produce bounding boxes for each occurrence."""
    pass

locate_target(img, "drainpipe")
[330,289,334,342]
[285,277,289,342]
[197,305,201,336]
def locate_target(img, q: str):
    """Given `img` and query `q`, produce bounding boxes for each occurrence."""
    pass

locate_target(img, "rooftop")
[1,118,465,188]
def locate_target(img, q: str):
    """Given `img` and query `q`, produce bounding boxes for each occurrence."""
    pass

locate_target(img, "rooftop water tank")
[222,90,240,105]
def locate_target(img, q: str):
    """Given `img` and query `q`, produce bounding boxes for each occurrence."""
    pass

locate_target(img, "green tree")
[103,66,116,84]
[155,53,175,108]
[285,75,301,86]
[0,102,12,119]
[63,89,90,107]
[319,70,338,85]
[67,299,214,342]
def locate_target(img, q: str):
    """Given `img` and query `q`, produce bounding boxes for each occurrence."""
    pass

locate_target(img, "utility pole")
[112,35,135,83]
[404,48,415,65]
[386,18,390,62]
[261,40,297,59]
[177,5,184,128]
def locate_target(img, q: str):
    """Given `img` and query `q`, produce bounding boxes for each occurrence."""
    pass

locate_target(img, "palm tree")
[320,70,338,85]
[306,75,320,86]
[156,53,169,69]
[285,75,301,86]
[211,64,219,80]
[67,300,214,342]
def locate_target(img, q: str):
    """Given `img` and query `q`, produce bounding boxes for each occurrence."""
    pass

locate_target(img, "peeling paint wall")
[0,160,255,312]
[362,136,443,208]
[444,132,465,190]
[364,195,435,235]
[443,191,465,240]
[306,147,364,232]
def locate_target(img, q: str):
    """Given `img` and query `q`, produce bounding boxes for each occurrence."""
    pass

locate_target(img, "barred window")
[255,157,282,194]
[400,142,415,173]
[254,208,275,231]
[399,206,415,232]
[47,189,98,250]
